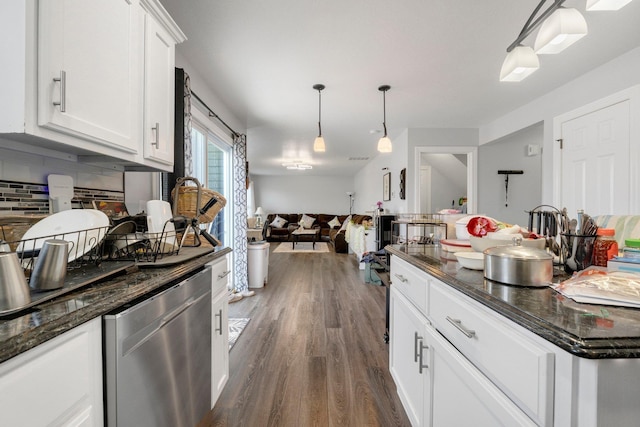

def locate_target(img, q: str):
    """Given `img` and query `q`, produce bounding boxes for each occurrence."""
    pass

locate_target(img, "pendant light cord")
[318,87,322,137]
[382,89,387,137]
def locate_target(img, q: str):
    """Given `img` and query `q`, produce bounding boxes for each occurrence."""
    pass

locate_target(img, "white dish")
[455,251,485,270]
[17,209,109,263]
[440,239,472,253]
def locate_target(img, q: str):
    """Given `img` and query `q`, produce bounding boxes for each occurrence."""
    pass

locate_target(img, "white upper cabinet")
[38,0,140,157]
[140,0,185,168]
[0,0,184,171]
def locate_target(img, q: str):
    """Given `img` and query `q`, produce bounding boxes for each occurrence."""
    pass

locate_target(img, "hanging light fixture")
[586,0,634,10]
[534,7,587,54]
[500,45,540,82]
[377,85,392,153]
[313,84,326,152]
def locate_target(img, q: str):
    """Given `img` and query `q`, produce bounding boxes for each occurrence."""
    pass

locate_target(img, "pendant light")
[586,0,634,10]
[377,85,392,153]
[313,84,326,152]
[534,7,587,54]
[500,45,540,82]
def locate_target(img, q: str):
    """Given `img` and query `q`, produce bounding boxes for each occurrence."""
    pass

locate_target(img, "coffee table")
[291,227,320,249]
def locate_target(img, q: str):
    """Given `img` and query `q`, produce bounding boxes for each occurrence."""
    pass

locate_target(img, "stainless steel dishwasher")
[103,266,212,427]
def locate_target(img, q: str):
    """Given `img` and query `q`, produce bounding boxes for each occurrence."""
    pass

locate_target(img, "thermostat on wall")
[526,144,541,157]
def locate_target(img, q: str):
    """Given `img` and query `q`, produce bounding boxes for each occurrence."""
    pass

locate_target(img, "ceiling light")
[282,162,313,170]
[313,84,326,152]
[377,85,392,153]
[534,8,587,54]
[586,0,634,10]
[500,45,540,82]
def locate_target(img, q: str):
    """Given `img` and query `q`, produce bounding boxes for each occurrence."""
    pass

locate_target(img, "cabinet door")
[211,287,229,407]
[389,287,429,427]
[428,326,536,427]
[142,11,175,167]
[0,318,103,426]
[38,0,139,155]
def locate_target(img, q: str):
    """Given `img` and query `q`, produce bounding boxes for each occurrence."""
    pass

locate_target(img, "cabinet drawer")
[429,281,554,426]
[390,256,428,316]
[208,257,231,296]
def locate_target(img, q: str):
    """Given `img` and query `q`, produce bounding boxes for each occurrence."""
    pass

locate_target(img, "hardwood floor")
[201,243,411,426]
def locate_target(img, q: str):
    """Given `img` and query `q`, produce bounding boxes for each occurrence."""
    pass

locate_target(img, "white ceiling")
[159,0,640,177]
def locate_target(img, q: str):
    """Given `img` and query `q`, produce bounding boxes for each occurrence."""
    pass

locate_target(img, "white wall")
[480,47,640,205]
[252,174,355,215]
[354,130,409,215]
[477,123,543,226]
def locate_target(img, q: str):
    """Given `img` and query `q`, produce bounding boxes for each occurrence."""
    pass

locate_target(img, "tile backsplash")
[0,180,124,216]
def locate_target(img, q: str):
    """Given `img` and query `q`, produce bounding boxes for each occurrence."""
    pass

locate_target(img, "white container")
[248,242,270,288]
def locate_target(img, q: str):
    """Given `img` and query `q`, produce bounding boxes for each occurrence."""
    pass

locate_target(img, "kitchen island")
[387,244,640,427]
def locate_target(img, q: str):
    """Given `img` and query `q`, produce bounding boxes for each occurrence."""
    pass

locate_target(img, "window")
[191,110,233,247]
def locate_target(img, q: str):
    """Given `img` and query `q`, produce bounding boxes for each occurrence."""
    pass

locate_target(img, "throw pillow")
[328,216,341,228]
[300,214,316,229]
[270,215,287,228]
[339,215,352,232]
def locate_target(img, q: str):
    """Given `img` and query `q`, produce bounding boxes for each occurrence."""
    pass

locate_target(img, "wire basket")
[171,177,226,224]
[9,225,110,283]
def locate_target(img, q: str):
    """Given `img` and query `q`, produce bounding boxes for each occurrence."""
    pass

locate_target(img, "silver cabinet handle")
[394,273,408,283]
[218,270,231,279]
[53,70,66,112]
[418,341,429,374]
[446,316,476,338]
[215,309,223,335]
[151,122,160,148]
[414,331,423,362]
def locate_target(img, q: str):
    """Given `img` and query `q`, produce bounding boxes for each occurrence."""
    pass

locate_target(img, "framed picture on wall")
[383,172,391,201]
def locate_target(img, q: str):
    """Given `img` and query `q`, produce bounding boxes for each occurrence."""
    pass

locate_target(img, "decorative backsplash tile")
[0,180,124,216]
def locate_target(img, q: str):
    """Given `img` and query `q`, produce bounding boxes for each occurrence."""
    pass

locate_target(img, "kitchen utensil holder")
[561,233,596,274]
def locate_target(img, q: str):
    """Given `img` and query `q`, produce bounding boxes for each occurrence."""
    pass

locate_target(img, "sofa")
[264,213,372,253]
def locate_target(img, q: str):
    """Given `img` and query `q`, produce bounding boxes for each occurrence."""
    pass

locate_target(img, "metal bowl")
[484,245,552,287]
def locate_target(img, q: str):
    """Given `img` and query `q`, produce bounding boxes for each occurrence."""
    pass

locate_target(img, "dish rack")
[103,221,182,263]
[2,224,111,284]
[391,213,448,245]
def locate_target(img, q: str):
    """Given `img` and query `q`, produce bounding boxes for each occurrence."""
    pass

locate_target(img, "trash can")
[248,242,269,288]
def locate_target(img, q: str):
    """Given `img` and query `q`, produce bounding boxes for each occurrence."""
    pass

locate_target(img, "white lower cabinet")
[389,287,430,426]
[390,255,545,427]
[208,256,231,408]
[427,322,536,427]
[0,317,103,427]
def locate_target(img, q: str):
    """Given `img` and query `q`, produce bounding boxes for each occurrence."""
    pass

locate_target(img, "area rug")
[229,318,250,350]
[273,242,330,253]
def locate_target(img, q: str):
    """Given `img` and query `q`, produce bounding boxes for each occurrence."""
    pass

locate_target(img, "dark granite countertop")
[0,247,231,364]
[386,244,640,359]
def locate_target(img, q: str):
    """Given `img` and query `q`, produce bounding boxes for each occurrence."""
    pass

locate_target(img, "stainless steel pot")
[484,245,552,287]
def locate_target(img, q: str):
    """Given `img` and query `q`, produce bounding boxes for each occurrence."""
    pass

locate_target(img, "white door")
[560,100,630,216]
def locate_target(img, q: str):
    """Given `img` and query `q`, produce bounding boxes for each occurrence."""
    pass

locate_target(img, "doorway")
[414,146,478,214]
